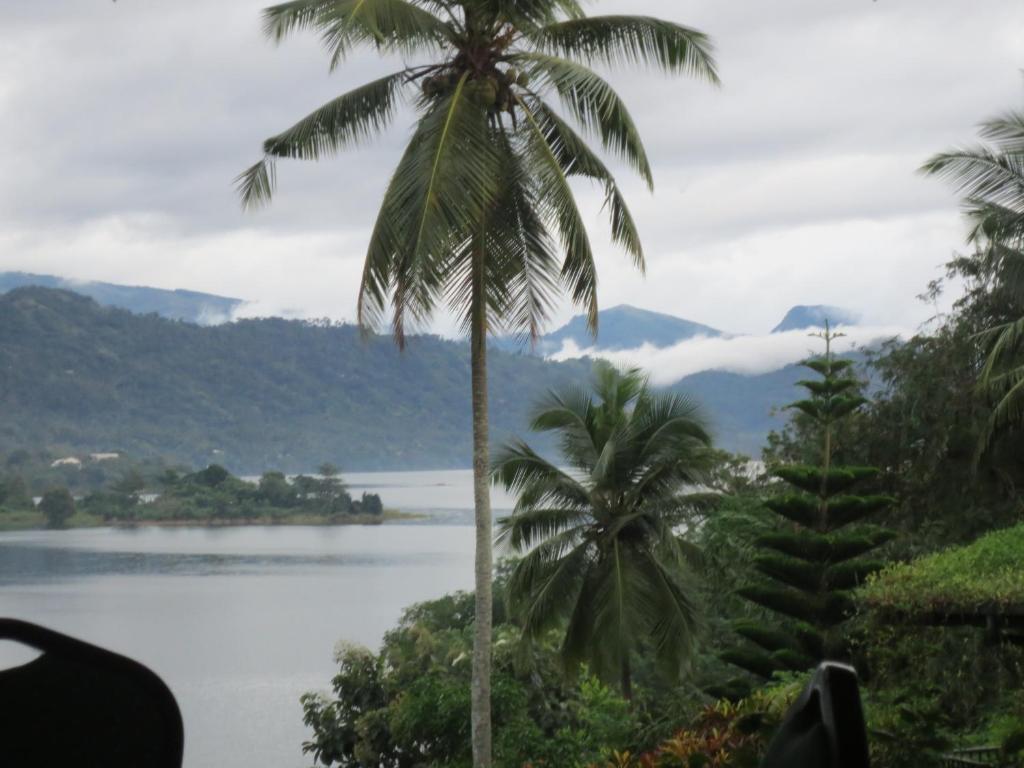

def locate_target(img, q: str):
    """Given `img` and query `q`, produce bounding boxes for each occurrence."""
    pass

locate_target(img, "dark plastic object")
[0,619,184,768]
[759,662,870,768]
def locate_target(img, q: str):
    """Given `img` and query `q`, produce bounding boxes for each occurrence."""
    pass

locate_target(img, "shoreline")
[0,509,425,532]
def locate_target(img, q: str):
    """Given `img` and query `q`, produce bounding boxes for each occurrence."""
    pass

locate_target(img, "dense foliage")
[39,487,75,529]
[78,463,385,525]
[299,583,807,768]
[301,590,640,768]
[0,449,170,496]
[0,459,386,529]
[861,523,1024,618]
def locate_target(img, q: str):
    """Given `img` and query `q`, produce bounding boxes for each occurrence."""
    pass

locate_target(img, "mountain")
[771,305,859,333]
[0,287,591,472]
[0,272,243,325]
[672,365,808,456]
[500,304,724,355]
[0,287,872,470]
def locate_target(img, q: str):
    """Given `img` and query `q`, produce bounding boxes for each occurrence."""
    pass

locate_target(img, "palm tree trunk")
[470,242,493,768]
[621,655,633,703]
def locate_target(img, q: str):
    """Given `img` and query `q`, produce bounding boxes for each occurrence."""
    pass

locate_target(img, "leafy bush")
[861,523,1024,616]
[587,677,803,768]
[301,590,640,768]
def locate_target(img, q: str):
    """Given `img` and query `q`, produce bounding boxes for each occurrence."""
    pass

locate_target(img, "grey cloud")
[0,0,1020,336]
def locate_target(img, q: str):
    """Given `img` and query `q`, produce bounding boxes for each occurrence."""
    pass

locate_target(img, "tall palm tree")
[237,3,718,762]
[492,361,714,701]
[923,110,1024,448]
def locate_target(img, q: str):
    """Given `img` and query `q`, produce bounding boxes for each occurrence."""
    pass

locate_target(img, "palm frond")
[980,315,1024,382]
[359,77,503,343]
[963,200,1024,245]
[496,506,589,552]
[586,538,636,681]
[238,72,406,209]
[528,384,602,470]
[515,53,653,189]
[478,0,585,30]
[357,121,429,335]
[979,367,1024,451]
[491,439,591,511]
[263,0,449,66]
[263,72,408,161]
[507,537,592,641]
[235,159,278,210]
[445,128,563,340]
[633,548,700,675]
[921,147,1024,215]
[533,15,719,82]
[979,109,1024,154]
[519,98,600,330]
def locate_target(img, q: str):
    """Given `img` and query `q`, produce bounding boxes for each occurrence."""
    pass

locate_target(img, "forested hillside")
[0,287,831,469]
[0,288,591,471]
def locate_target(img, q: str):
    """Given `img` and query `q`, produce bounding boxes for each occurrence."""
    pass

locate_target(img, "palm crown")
[493,361,714,698]
[924,110,1024,445]
[237,0,718,342]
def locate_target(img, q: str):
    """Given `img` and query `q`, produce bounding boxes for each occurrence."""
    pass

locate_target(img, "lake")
[0,470,515,767]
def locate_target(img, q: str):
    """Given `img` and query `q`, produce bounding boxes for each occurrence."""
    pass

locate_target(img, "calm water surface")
[0,470,509,768]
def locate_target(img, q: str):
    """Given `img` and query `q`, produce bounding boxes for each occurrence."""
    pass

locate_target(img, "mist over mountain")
[0,272,244,325]
[528,304,724,354]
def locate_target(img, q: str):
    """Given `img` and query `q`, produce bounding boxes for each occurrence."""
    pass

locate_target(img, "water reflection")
[0,504,476,768]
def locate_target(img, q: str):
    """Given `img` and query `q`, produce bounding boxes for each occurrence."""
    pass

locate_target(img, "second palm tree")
[494,361,715,701]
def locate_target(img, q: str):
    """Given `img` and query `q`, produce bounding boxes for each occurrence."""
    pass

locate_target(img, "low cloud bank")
[548,325,913,387]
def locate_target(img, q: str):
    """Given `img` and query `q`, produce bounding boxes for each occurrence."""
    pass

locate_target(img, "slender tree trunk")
[470,243,493,768]
[621,655,633,703]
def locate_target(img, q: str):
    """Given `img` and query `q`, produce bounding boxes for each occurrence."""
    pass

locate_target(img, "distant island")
[0,456,402,531]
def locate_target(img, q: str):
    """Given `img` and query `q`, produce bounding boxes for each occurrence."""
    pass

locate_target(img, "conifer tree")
[722,324,895,680]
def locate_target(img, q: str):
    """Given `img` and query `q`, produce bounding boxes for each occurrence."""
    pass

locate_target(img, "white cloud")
[549,325,914,387]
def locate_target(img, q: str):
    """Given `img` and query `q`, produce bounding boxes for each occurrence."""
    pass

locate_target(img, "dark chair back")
[0,619,184,768]
[759,662,870,768]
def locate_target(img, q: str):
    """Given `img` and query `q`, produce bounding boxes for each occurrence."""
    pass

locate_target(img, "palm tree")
[492,361,714,701]
[923,110,1024,448]
[237,3,718,762]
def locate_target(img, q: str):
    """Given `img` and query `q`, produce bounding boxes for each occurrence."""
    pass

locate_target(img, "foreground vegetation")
[300,211,1024,764]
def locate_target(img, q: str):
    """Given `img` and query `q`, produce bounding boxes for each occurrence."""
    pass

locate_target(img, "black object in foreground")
[760,662,870,768]
[0,619,184,768]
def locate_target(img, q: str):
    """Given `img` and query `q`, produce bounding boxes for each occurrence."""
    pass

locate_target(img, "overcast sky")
[2,0,1023,337]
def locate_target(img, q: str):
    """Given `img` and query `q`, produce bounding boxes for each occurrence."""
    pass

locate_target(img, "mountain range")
[0,272,243,325]
[0,274,864,468]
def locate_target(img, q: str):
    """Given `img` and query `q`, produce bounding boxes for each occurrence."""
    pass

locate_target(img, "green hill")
[0,287,854,471]
[0,287,590,472]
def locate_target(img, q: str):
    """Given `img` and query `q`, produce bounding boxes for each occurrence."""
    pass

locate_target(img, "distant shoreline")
[0,509,424,532]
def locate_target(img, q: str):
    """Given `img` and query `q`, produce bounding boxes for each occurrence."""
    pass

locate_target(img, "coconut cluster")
[421,67,530,113]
